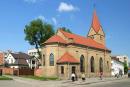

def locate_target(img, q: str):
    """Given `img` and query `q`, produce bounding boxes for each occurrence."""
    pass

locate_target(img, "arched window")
[50,53,54,66]
[80,55,85,72]
[99,58,103,72]
[90,56,95,72]
[43,55,45,66]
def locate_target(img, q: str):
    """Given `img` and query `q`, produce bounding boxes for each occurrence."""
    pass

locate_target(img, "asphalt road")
[87,79,130,87]
[0,77,130,87]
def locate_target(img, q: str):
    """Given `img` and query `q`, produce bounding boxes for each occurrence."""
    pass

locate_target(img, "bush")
[0,76,13,80]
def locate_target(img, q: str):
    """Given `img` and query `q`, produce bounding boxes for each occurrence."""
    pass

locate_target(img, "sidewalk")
[60,75,128,86]
[4,75,128,87]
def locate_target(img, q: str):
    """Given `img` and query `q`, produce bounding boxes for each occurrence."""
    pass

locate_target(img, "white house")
[111,56,124,76]
[28,48,41,69]
[116,55,129,66]
[4,52,30,69]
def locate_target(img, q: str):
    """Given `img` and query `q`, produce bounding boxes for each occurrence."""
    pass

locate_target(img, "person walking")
[71,73,75,82]
[100,72,103,80]
[81,73,86,81]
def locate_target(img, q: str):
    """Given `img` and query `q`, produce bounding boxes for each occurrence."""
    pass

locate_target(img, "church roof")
[92,10,101,33]
[44,30,110,51]
[57,52,79,63]
[60,30,109,51]
[45,35,67,44]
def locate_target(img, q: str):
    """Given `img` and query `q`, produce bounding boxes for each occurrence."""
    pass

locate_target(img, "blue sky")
[0,0,130,59]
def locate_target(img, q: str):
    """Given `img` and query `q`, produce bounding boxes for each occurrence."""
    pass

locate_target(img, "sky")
[0,0,130,59]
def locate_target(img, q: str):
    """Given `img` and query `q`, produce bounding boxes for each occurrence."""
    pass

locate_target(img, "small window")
[61,66,64,74]
[32,60,35,64]
[100,36,103,40]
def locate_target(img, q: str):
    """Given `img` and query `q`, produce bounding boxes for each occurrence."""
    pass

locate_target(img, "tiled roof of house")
[11,52,30,59]
[14,59,28,65]
[57,52,79,63]
[45,35,67,44]
[92,10,101,33]
[10,52,30,65]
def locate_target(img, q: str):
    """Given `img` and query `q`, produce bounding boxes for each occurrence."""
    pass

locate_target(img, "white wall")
[5,54,15,64]
[111,59,124,76]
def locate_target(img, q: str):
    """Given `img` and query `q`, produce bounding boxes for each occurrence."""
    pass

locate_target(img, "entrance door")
[72,66,76,73]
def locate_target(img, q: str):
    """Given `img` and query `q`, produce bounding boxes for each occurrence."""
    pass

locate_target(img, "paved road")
[0,76,129,87]
[88,79,130,87]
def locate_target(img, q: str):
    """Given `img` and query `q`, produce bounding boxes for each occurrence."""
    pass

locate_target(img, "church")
[41,10,111,79]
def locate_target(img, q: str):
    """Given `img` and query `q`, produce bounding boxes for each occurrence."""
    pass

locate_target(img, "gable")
[87,27,97,36]
[98,27,105,36]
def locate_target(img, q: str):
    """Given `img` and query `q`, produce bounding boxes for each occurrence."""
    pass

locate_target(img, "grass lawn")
[0,76,13,80]
[21,75,59,81]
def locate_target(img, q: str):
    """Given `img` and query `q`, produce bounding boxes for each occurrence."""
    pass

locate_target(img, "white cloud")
[58,2,79,12]
[52,17,57,25]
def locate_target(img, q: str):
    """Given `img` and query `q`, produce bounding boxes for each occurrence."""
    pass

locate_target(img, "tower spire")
[87,9,105,45]
[92,9,101,33]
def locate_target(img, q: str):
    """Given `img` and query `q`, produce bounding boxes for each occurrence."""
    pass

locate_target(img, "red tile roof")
[57,52,79,63]
[92,10,101,33]
[59,30,109,50]
[45,35,67,44]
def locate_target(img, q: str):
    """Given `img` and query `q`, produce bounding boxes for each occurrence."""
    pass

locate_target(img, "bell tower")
[87,10,105,45]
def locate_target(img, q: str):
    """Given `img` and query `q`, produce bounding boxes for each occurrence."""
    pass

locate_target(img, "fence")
[0,68,34,76]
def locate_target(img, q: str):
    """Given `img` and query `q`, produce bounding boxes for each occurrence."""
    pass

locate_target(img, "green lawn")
[21,76,59,81]
[0,76,13,80]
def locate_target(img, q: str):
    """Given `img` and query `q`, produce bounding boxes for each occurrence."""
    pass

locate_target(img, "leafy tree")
[24,19,55,58]
[59,27,72,33]
[124,62,128,74]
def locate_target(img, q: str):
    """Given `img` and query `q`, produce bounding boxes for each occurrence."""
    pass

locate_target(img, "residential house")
[5,52,30,69]
[28,48,41,69]
[111,56,124,76]
[116,55,129,67]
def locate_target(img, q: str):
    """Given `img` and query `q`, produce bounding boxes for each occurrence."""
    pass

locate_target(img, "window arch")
[80,55,85,72]
[99,58,103,72]
[90,56,95,72]
[49,53,54,66]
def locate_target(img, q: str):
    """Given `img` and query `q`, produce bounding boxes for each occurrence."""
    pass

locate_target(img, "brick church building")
[40,10,111,79]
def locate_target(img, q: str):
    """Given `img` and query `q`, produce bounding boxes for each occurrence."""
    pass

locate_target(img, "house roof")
[111,56,120,61]
[57,52,79,63]
[111,56,123,63]
[10,52,30,66]
[14,58,28,65]
[45,35,66,44]
[11,52,30,59]
[92,10,101,33]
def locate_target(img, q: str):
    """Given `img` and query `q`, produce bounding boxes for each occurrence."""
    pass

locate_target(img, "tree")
[24,19,55,58]
[124,62,128,74]
[59,27,72,33]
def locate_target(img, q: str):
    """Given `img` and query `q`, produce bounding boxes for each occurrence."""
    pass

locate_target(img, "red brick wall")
[34,68,43,77]
[0,53,4,65]
[1,68,14,75]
